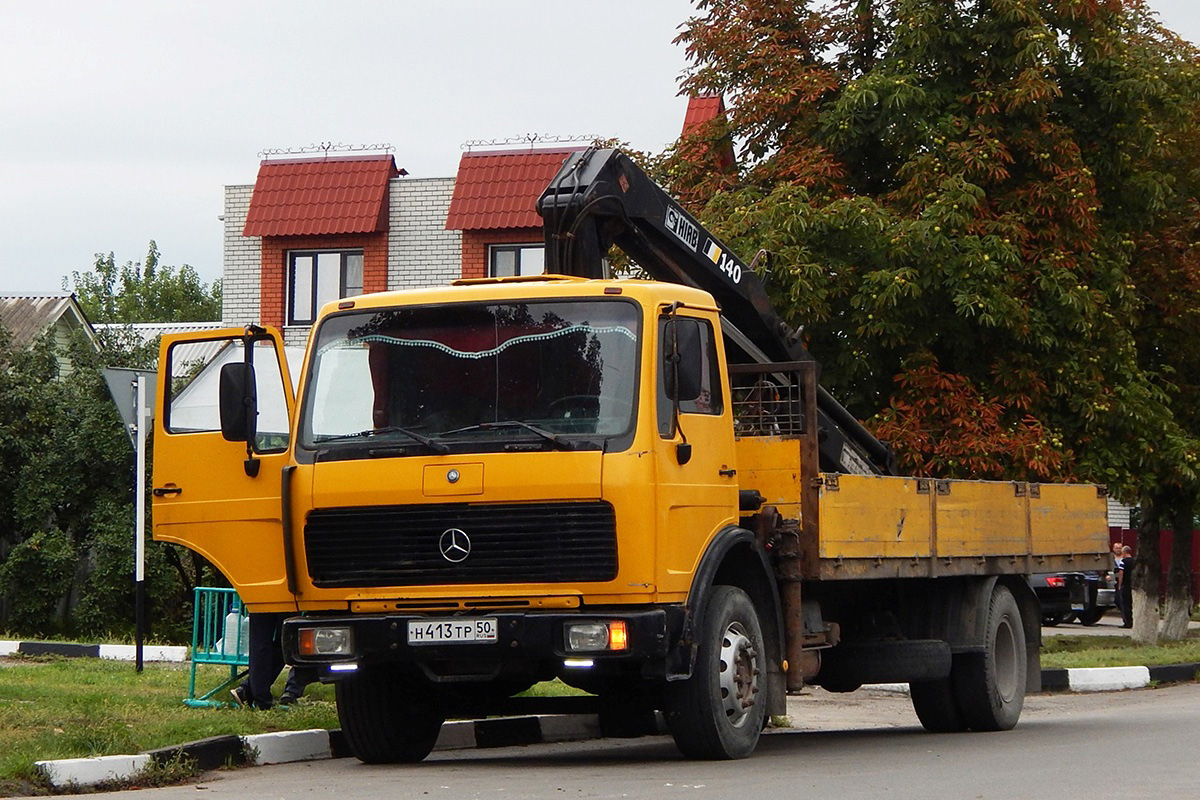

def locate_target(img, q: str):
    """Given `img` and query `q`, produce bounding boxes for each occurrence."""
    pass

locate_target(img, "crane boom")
[537,148,894,475]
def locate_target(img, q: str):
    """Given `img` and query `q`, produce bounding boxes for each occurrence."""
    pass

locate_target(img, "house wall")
[222,176,460,345]
[222,184,260,329]
[388,177,460,289]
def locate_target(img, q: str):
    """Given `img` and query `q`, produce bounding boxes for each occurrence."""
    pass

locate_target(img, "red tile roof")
[243,155,400,237]
[680,94,737,173]
[682,94,726,137]
[444,148,583,231]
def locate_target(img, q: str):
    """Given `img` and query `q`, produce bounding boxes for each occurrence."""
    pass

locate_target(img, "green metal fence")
[185,587,249,708]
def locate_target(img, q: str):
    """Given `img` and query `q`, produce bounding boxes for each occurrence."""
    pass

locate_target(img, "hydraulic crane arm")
[537,148,894,475]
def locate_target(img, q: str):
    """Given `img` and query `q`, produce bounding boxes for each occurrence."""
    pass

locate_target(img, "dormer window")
[287,250,364,325]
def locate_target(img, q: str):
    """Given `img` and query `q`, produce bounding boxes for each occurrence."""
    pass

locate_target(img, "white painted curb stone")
[0,641,18,656]
[1068,666,1150,692]
[244,729,332,765]
[35,754,150,787]
[99,644,189,662]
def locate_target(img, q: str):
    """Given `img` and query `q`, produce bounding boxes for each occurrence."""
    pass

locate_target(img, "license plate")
[407,617,498,645]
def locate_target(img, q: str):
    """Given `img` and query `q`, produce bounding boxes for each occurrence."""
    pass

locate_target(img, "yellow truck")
[152,149,1109,763]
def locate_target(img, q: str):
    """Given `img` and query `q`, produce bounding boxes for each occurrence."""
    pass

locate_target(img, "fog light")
[564,658,595,668]
[298,626,354,656]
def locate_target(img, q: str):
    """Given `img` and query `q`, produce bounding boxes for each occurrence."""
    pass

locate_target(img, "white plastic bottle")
[219,599,243,656]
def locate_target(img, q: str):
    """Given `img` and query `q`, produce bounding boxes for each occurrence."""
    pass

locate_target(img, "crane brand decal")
[704,238,743,283]
[665,204,700,251]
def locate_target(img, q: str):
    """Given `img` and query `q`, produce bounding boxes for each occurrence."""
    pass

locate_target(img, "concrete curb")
[0,639,188,662]
[33,663,1200,789]
[34,715,605,789]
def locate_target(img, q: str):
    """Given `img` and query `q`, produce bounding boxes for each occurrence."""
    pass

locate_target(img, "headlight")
[564,620,628,652]
[298,626,354,656]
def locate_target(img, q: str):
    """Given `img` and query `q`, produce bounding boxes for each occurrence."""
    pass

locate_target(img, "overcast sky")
[1,1,1196,296]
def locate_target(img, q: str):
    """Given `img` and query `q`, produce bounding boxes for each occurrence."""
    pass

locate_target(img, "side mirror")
[219,362,258,443]
[664,318,704,403]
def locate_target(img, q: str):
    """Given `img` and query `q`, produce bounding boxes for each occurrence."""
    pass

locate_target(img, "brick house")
[220,147,582,344]
[222,154,460,346]
[220,101,727,340]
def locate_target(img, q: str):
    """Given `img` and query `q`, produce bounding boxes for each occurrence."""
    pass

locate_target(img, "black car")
[1029,570,1116,626]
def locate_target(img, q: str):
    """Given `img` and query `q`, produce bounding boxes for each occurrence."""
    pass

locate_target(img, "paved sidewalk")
[1040,610,1200,636]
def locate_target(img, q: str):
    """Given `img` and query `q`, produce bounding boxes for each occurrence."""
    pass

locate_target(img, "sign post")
[103,368,157,673]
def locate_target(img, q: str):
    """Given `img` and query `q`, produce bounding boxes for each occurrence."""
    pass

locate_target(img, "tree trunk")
[1132,492,1163,644]
[1161,495,1195,641]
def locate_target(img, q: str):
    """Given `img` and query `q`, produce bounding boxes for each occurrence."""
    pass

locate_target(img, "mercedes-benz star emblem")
[439,528,471,563]
[447,469,460,484]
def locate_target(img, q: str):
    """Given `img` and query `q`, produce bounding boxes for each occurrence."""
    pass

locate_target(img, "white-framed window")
[489,244,545,278]
[288,250,364,325]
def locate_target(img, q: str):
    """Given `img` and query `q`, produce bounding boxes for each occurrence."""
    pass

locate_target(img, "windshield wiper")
[314,426,450,454]
[444,420,596,451]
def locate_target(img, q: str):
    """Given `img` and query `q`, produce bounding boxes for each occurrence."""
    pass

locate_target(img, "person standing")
[1117,545,1134,628]
[1111,541,1125,619]
[231,611,288,709]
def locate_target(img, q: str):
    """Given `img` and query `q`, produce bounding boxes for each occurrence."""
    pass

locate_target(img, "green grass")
[0,656,338,794]
[1040,635,1200,669]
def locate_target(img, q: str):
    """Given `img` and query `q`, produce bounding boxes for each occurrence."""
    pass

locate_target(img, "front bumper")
[281,608,683,678]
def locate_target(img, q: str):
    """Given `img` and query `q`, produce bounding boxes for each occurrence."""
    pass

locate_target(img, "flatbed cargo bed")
[736,437,1111,581]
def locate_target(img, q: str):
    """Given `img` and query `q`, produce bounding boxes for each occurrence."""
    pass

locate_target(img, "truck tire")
[952,584,1026,731]
[664,585,767,759]
[335,667,444,763]
[909,678,966,732]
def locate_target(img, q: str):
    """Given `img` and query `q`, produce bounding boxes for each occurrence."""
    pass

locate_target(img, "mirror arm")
[665,303,691,465]
[241,329,261,477]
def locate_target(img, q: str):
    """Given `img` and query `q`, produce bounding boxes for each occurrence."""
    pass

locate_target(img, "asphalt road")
[69,682,1200,800]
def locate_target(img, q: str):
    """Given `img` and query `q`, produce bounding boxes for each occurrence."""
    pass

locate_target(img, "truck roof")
[314,275,721,320]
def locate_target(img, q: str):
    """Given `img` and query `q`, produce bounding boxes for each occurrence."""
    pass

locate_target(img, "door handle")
[719,468,737,478]
[152,486,183,497]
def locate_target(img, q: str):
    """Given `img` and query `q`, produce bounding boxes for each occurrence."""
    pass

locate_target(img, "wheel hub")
[718,621,759,727]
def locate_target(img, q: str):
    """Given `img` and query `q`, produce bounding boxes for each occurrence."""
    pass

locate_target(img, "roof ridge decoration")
[259,142,396,160]
[461,133,599,153]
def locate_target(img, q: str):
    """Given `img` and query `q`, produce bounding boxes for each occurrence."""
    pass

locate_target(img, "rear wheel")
[664,585,767,759]
[1075,607,1105,626]
[953,584,1027,731]
[336,667,444,763]
[910,677,966,732]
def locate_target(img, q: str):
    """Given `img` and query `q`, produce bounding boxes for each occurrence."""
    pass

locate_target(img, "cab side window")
[657,316,723,437]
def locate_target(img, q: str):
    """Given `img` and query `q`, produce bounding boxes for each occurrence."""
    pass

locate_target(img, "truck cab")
[154,275,783,760]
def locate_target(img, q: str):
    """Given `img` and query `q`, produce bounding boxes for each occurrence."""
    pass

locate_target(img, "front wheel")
[336,667,444,763]
[664,585,768,760]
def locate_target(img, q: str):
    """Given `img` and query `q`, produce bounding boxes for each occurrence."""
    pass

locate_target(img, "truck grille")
[303,501,618,588]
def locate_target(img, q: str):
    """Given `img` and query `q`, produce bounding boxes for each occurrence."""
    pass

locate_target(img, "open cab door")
[152,326,298,610]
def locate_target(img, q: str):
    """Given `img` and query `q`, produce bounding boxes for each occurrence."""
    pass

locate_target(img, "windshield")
[300,299,640,453]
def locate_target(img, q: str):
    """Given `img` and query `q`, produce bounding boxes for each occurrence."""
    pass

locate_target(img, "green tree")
[670,1,1200,639]
[65,240,222,324]
[0,326,205,640]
